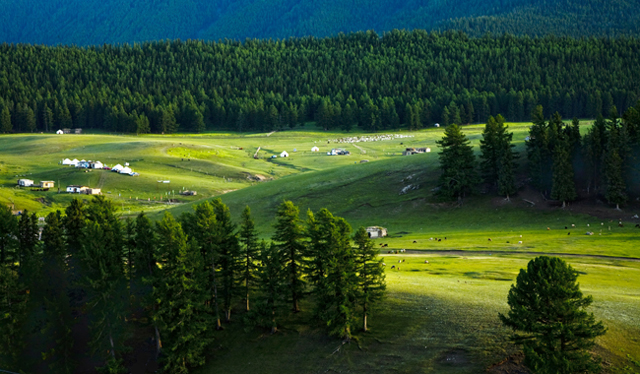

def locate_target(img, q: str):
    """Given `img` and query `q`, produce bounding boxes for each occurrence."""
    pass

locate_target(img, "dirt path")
[352,143,366,154]
[395,249,640,262]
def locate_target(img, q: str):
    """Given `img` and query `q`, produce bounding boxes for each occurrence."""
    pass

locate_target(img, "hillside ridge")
[1,0,640,45]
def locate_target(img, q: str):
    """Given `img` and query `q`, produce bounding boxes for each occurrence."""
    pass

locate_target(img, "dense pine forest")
[1,30,640,135]
[0,198,385,373]
[1,0,639,45]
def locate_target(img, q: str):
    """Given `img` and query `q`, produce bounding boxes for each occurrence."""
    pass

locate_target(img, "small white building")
[91,161,104,169]
[111,164,123,172]
[56,129,64,135]
[280,151,289,158]
[76,161,90,168]
[366,226,388,238]
[66,185,88,193]
[18,179,34,187]
[434,123,440,128]
[311,146,320,152]
[119,167,132,174]
[62,158,74,165]
[71,159,80,165]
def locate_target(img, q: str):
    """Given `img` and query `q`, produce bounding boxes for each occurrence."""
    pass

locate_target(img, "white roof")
[56,130,64,134]
[311,146,319,151]
[119,167,132,174]
[280,151,289,157]
[112,164,123,170]
[71,159,79,163]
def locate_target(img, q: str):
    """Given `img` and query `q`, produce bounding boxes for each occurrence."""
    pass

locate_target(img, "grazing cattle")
[438,239,441,242]
[565,226,568,229]
[424,260,429,264]
[601,222,604,225]
[383,244,388,247]
[413,240,417,243]
[388,251,391,254]
[587,224,590,227]
[444,237,447,240]
[397,266,400,271]
[519,235,522,238]
[488,238,492,241]
[398,260,402,263]
[391,265,395,269]
[506,241,510,243]
[619,223,624,227]
[518,241,523,244]
[402,259,405,262]
[568,232,570,235]
[547,227,550,230]
[382,263,386,266]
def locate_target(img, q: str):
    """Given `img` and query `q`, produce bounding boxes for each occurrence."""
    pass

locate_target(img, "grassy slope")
[195,254,640,374]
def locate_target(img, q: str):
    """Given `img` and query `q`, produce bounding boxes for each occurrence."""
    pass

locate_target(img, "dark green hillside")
[0,0,639,46]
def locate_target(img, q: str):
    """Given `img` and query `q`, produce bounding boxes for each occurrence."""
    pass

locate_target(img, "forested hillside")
[0,0,639,46]
[1,31,639,134]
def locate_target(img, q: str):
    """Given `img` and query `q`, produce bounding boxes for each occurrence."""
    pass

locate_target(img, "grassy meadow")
[196,253,640,374]
[1,121,639,373]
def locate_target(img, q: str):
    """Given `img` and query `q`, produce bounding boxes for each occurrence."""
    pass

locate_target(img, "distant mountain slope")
[0,0,639,45]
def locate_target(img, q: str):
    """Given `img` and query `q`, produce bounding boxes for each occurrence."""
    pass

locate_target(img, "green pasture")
[195,253,640,374]
[1,123,638,373]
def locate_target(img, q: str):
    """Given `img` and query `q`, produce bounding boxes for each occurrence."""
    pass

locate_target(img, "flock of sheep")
[326,133,414,144]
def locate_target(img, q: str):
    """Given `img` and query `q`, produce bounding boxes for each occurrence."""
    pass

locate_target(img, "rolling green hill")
[0,0,639,46]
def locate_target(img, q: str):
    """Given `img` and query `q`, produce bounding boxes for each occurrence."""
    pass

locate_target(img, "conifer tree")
[322,215,356,340]
[239,206,259,312]
[272,201,305,312]
[211,198,240,322]
[527,105,549,192]
[190,202,223,329]
[154,212,211,374]
[480,115,499,181]
[497,140,518,200]
[0,106,12,133]
[256,241,286,334]
[41,210,74,374]
[500,256,606,374]
[436,124,480,204]
[0,265,28,370]
[551,138,577,207]
[353,227,385,332]
[0,203,17,265]
[604,149,627,210]
[131,212,161,356]
[81,197,127,372]
[17,210,39,278]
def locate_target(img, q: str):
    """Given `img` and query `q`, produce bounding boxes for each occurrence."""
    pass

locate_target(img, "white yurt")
[56,129,64,135]
[112,164,123,172]
[280,151,289,157]
[119,166,132,174]
[62,158,73,165]
[311,146,319,152]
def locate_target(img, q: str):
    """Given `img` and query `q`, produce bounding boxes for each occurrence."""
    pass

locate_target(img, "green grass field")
[1,122,638,373]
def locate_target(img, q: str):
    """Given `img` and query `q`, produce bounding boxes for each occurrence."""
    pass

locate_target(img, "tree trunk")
[616,203,621,211]
[225,309,231,322]
[562,200,566,208]
[271,303,277,334]
[363,313,368,332]
[211,260,222,330]
[154,324,162,359]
